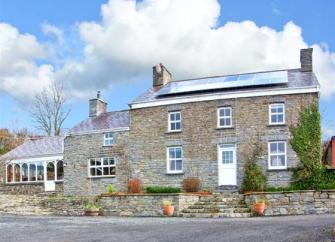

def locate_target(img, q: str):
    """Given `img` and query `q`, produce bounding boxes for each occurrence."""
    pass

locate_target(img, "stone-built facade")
[0,48,321,196]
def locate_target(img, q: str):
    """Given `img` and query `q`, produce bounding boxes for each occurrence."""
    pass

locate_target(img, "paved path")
[0,214,334,242]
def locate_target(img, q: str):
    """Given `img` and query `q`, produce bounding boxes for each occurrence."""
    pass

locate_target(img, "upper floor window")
[104,133,114,146]
[217,107,232,128]
[168,111,181,132]
[268,141,287,170]
[167,146,183,174]
[89,157,116,178]
[269,103,285,125]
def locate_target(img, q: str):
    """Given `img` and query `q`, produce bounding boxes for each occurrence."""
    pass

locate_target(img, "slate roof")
[130,69,319,104]
[69,110,129,134]
[1,136,63,161]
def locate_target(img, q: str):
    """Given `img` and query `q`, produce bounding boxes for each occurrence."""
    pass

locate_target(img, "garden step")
[180,212,251,218]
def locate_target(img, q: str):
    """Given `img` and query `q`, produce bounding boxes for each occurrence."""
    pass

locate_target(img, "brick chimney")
[89,91,107,117]
[300,48,313,72]
[153,63,172,90]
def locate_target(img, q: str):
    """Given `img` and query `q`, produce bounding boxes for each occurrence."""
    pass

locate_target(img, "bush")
[241,142,267,193]
[182,177,201,192]
[85,203,100,209]
[145,186,181,193]
[128,178,143,193]
[107,184,114,193]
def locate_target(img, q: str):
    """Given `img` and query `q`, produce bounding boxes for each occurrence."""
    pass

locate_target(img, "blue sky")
[0,0,334,139]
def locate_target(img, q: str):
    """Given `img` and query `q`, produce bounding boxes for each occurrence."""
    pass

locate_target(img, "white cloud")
[57,0,334,98]
[0,23,54,101]
[1,0,335,102]
[41,23,64,44]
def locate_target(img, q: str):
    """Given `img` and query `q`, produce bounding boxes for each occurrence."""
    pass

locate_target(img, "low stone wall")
[0,194,88,216]
[0,182,63,195]
[99,193,200,216]
[244,190,335,216]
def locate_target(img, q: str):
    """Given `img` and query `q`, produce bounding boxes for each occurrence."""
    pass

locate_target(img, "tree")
[30,81,70,136]
[0,128,29,155]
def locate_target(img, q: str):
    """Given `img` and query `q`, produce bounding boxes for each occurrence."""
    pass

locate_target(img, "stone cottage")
[64,48,319,195]
[1,48,320,196]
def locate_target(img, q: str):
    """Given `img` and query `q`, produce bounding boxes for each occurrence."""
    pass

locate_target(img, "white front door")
[218,145,237,186]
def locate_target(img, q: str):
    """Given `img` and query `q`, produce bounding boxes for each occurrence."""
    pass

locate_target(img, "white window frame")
[268,141,287,170]
[168,111,182,132]
[103,133,114,146]
[166,146,183,174]
[217,106,233,128]
[88,157,116,178]
[5,159,64,184]
[269,103,285,125]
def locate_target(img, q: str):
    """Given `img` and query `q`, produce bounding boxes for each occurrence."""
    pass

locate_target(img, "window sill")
[165,130,183,134]
[166,172,184,175]
[216,126,234,130]
[267,168,288,171]
[268,124,286,127]
[87,175,116,179]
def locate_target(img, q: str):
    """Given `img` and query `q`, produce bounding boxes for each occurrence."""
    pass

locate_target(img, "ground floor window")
[268,141,287,169]
[6,160,64,184]
[88,157,116,178]
[167,146,183,173]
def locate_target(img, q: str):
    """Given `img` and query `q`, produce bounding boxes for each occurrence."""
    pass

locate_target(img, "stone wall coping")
[243,189,335,196]
[99,193,207,197]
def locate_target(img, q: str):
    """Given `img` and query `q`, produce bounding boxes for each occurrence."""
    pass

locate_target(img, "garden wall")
[99,193,200,216]
[244,190,335,216]
[0,194,88,216]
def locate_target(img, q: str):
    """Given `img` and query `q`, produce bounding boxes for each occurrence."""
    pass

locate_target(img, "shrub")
[128,178,143,193]
[241,142,267,193]
[145,186,181,193]
[85,203,100,209]
[107,184,114,193]
[162,200,172,206]
[182,177,201,192]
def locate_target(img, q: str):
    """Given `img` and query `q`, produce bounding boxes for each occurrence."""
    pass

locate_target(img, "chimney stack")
[89,91,107,117]
[153,63,172,90]
[300,48,313,72]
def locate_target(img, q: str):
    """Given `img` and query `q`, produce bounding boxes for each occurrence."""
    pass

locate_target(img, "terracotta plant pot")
[253,203,266,215]
[85,208,100,216]
[163,205,174,216]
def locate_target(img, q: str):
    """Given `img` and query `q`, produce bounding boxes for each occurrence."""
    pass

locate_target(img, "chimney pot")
[300,48,313,72]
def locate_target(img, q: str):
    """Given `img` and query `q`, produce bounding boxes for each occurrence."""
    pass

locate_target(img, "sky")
[0,0,334,139]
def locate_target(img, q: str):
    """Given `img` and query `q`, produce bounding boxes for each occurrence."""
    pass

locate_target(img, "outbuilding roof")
[69,110,129,134]
[1,136,63,161]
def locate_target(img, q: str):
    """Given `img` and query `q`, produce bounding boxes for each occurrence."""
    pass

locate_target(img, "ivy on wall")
[290,104,335,190]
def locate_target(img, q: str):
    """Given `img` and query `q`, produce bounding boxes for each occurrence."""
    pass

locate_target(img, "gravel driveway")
[0,214,334,242]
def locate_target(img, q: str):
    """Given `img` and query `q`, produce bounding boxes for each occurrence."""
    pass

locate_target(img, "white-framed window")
[168,111,182,132]
[6,160,64,184]
[103,133,114,146]
[217,107,232,128]
[88,157,116,178]
[167,147,183,173]
[268,141,287,170]
[269,103,285,125]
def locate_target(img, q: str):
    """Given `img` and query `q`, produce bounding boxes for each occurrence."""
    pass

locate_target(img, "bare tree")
[30,81,70,136]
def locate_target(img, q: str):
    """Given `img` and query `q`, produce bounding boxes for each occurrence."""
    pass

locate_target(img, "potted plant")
[162,200,174,216]
[128,178,142,193]
[107,184,114,193]
[253,198,266,215]
[84,203,101,216]
[182,177,201,193]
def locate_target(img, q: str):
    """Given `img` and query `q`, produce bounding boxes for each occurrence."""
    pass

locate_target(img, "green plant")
[241,142,267,193]
[182,177,201,192]
[107,184,114,193]
[289,105,335,190]
[145,186,181,193]
[84,203,100,209]
[162,200,172,206]
[128,178,143,193]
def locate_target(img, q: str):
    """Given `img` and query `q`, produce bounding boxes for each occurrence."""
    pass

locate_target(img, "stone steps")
[180,193,252,218]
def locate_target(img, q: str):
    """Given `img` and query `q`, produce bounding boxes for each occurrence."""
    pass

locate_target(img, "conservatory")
[0,136,64,192]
